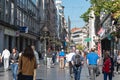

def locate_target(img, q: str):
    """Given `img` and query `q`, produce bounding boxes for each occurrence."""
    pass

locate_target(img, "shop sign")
[84,38,91,42]
[19,26,28,33]
[4,28,16,36]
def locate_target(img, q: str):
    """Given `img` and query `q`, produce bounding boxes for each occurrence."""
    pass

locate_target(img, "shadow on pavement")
[36,79,44,80]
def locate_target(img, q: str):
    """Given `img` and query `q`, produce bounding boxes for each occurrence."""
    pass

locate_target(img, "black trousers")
[69,61,73,75]
[116,63,120,72]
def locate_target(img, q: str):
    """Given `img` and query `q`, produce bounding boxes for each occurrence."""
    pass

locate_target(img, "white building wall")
[88,10,95,49]
[55,0,62,39]
[71,29,87,47]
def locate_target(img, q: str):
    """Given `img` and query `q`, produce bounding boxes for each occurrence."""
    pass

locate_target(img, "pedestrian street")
[0,62,120,80]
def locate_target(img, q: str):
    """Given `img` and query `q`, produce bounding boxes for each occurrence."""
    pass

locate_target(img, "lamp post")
[42,26,49,65]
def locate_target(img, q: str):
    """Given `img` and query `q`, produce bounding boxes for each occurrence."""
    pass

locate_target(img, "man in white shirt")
[31,45,40,80]
[67,49,75,77]
[1,48,10,71]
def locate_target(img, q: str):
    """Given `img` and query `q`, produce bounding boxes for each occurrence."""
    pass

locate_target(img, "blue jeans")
[73,66,82,80]
[103,72,112,80]
[11,63,18,80]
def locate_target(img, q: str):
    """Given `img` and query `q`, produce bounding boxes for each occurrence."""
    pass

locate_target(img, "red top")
[102,57,111,73]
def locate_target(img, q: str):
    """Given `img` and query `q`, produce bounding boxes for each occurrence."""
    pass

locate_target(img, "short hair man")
[86,48,100,80]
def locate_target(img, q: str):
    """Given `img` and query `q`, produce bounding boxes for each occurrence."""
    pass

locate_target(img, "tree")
[80,8,91,22]
[81,0,120,22]
[76,44,84,51]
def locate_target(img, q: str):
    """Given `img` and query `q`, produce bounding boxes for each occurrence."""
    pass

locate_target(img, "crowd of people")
[0,46,120,80]
[0,45,40,80]
[44,47,120,80]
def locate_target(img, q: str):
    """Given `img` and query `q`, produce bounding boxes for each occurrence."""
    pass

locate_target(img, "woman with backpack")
[102,51,112,80]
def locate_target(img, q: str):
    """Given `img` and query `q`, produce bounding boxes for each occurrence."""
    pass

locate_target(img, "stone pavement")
[0,61,120,80]
[36,62,120,80]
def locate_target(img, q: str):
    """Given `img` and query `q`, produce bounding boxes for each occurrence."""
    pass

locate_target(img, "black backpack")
[74,54,81,67]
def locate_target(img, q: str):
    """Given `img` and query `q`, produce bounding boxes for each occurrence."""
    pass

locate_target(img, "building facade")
[0,0,58,53]
[71,27,87,47]
[0,0,40,52]
[55,0,67,50]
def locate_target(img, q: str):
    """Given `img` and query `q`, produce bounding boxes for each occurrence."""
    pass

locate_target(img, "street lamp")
[42,26,49,65]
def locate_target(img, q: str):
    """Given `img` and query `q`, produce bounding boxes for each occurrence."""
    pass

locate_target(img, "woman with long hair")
[102,51,112,80]
[18,46,37,80]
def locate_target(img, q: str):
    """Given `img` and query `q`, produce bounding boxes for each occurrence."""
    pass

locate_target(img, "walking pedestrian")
[109,54,115,77]
[31,45,40,80]
[102,51,112,80]
[10,48,19,80]
[86,48,100,80]
[52,48,57,66]
[72,49,84,80]
[47,48,52,69]
[1,48,10,71]
[67,49,75,77]
[116,51,120,74]
[18,46,37,80]
[59,49,65,69]
[31,45,40,67]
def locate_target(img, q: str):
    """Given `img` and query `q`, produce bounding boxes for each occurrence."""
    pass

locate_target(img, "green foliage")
[81,0,120,22]
[91,0,120,18]
[80,8,91,22]
[76,44,84,50]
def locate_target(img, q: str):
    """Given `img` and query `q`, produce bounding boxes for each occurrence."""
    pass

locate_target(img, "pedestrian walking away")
[116,50,120,74]
[72,49,84,80]
[47,48,52,69]
[102,51,113,80]
[10,47,19,80]
[18,46,37,80]
[1,48,10,71]
[52,48,57,66]
[31,45,40,80]
[67,48,75,77]
[86,48,100,80]
[59,49,65,69]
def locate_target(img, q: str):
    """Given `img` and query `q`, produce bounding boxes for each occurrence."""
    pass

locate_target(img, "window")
[72,35,79,38]
[10,2,14,24]
[32,0,36,5]
[73,31,81,34]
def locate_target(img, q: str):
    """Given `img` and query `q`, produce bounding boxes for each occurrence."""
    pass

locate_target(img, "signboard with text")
[84,38,91,42]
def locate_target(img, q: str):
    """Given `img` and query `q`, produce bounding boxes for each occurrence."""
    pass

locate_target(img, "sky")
[62,0,91,28]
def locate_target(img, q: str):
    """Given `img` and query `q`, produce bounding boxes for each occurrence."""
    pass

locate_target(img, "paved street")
[0,61,120,80]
